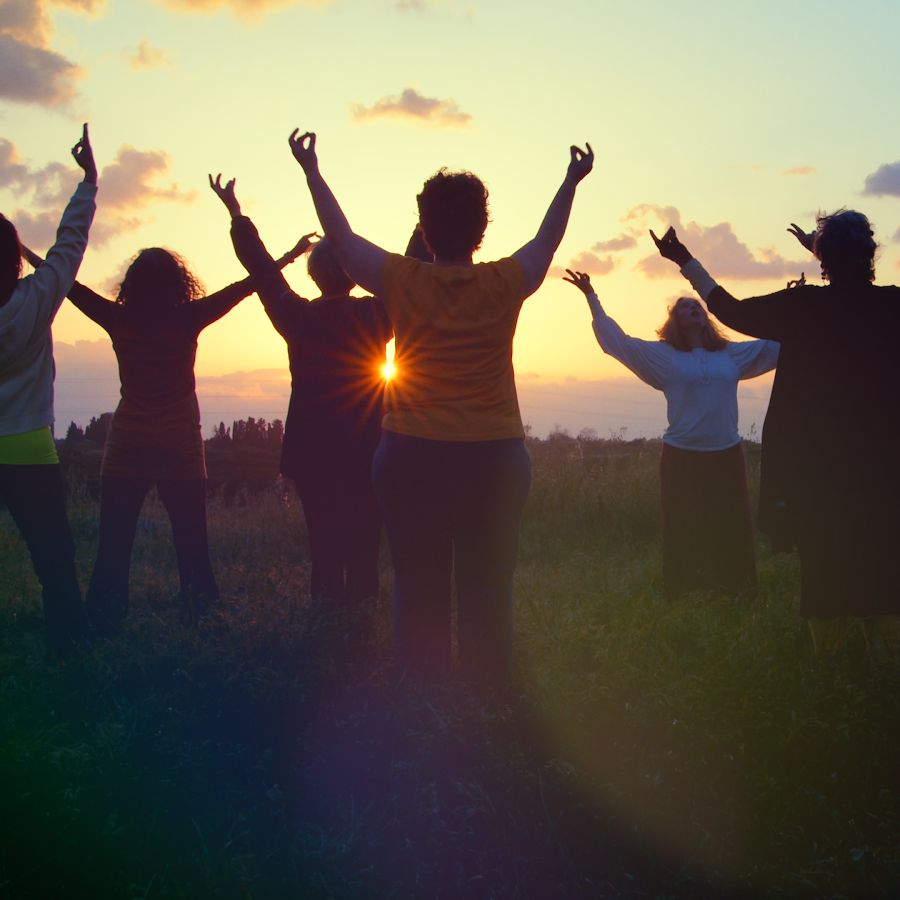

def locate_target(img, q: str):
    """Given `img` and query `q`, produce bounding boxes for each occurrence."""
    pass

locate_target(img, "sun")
[383,338,395,381]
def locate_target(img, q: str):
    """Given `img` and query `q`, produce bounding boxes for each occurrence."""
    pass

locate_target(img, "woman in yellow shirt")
[289,131,593,682]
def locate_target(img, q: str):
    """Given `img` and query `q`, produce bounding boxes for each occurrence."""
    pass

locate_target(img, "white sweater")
[0,182,97,437]
[586,292,779,451]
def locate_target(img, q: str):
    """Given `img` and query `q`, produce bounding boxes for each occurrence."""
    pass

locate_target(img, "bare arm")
[512,143,593,298]
[288,131,388,296]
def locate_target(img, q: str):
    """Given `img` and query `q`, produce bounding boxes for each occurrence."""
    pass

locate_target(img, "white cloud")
[782,165,816,177]
[0,0,101,107]
[350,87,473,129]
[862,160,900,198]
[0,138,197,249]
[624,204,805,281]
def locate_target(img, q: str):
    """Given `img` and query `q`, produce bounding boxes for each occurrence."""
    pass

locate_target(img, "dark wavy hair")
[0,214,23,307]
[116,248,204,310]
[657,297,729,352]
[307,237,354,296]
[813,209,876,283]
[416,169,491,261]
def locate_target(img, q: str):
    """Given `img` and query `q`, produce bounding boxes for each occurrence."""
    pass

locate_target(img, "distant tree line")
[62,415,284,452]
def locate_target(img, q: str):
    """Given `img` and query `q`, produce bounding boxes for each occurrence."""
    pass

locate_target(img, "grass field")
[1,440,898,898]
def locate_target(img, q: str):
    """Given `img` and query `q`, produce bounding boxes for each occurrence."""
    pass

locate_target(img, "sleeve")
[26,181,97,332]
[183,278,256,336]
[67,281,116,334]
[728,339,780,379]
[586,292,670,390]
[230,215,306,340]
[681,259,791,342]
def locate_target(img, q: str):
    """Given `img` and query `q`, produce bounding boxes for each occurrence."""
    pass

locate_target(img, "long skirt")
[658,442,756,599]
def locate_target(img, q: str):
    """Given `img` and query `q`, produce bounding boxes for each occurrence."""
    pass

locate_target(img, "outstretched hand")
[289,130,318,174]
[72,124,97,184]
[284,232,320,263]
[563,269,593,296]
[209,173,241,218]
[787,223,815,253]
[567,143,594,184]
[650,226,693,267]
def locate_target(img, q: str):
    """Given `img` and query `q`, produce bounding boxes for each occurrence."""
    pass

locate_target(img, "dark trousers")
[372,432,532,682]
[0,464,87,645]
[659,442,757,598]
[293,448,383,604]
[85,476,217,626]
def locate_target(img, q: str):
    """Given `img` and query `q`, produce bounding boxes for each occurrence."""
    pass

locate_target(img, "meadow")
[1,439,898,899]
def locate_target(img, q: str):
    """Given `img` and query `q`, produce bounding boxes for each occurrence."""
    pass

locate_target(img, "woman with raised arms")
[0,125,97,655]
[31,214,307,634]
[210,174,392,608]
[565,267,778,599]
[290,131,593,682]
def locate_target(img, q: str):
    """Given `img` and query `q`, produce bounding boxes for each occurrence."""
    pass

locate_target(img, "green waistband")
[0,426,59,465]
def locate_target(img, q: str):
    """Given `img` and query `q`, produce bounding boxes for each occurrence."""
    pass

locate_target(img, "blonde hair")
[657,297,728,352]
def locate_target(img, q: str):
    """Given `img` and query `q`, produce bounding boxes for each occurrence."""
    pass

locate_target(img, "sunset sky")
[3,0,900,437]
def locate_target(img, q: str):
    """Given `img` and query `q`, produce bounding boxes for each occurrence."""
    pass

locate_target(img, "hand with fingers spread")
[289,130,318,175]
[209,173,242,218]
[787,223,815,253]
[567,143,594,185]
[563,269,594,297]
[72,123,97,184]
[650,226,693,267]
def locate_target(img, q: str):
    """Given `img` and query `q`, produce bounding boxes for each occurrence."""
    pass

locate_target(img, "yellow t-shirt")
[0,426,59,465]
[380,254,527,441]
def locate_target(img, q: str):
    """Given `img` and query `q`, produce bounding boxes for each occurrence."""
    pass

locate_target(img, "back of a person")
[381,255,525,441]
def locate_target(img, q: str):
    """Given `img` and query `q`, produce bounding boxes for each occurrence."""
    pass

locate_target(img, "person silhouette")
[653,216,900,654]
[289,130,593,682]
[43,220,306,634]
[0,125,97,655]
[211,174,392,606]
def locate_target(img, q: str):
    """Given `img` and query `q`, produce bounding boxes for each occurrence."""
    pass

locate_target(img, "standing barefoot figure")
[0,125,97,655]
[211,175,392,605]
[45,224,306,633]
[290,131,593,682]
[565,270,778,598]
[653,219,900,654]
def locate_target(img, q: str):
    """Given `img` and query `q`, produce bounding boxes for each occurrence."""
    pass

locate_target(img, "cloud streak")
[0,139,197,249]
[152,0,327,21]
[350,87,472,128]
[126,38,172,70]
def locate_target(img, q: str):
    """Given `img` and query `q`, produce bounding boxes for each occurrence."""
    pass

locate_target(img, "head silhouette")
[0,214,23,307]
[813,209,876,284]
[307,237,354,297]
[416,169,490,261]
[116,248,203,311]
[657,297,729,352]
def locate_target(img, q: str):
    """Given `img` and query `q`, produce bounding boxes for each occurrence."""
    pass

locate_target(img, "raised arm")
[512,143,593,298]
[562,269,668,389]
[209,174,317,336]
[19,125,97,328]
[289,131,388,297]
[651,226,786,341]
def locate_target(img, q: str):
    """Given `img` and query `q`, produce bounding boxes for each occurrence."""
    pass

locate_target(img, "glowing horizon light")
[383,338,395,381]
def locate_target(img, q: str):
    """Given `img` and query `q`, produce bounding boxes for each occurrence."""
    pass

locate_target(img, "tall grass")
[1,444,898,898]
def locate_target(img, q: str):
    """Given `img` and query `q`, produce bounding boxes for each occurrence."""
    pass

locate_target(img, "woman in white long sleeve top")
[0,126,97,655]
[565,270,778,598]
